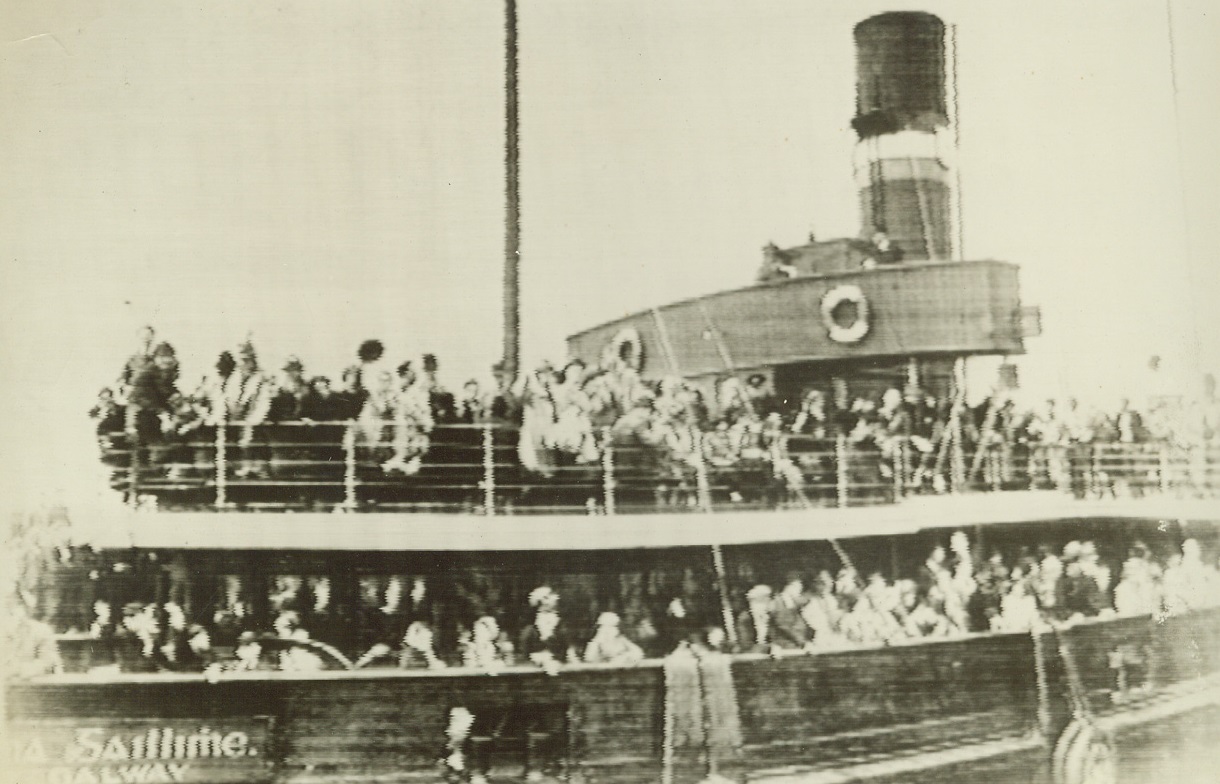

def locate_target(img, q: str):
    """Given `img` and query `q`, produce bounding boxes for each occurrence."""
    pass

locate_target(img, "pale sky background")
[1,0,1217,512]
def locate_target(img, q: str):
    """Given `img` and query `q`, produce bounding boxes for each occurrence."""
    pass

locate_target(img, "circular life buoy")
[820,284,870,344]
[1053,719,1116,784]
[604,327,645,371]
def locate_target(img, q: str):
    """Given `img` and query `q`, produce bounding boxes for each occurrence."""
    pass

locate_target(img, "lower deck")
[9,608,1220,784]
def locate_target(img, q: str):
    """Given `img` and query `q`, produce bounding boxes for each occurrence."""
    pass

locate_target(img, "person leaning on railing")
[4,594,64,679]
[124,342,180,472]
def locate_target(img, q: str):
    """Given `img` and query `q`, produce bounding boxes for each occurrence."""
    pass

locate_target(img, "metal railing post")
[694,431,714,513]
[1158,445,1170,496]
[601,427,616,516]
[129,428,141,510]
[343,421,357,510]
[481,424,496,516]
[893,439,904,501]
[835,435,848,508]
[1090,444,1102,499]
[215,419,227,509]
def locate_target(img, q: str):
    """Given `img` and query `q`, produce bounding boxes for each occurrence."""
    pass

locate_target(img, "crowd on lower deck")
[91,329,1220,504]
[8,512,1220,679]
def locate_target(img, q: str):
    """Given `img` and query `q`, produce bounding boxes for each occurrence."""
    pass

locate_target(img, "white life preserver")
[604,327,645,371]
[820,284,870,344]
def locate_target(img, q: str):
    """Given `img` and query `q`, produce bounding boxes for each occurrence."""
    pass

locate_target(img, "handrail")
[99,422,1220,514]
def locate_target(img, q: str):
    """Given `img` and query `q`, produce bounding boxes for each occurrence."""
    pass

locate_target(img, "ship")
[6,9,1220,784]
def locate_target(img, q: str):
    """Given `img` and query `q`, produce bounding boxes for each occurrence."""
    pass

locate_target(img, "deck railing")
[95,422,1220,513]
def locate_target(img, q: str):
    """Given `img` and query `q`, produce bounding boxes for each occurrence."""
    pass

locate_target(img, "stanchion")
[835,435,848,508]
[1158,446,1170,495]
[481,423,495,516]
[129,429,141,509]
[602,427,616,515]
[343,421,357,510]
[215,421,228,509]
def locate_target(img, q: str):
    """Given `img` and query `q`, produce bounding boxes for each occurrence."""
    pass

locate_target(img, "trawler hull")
[10,608,1220,784]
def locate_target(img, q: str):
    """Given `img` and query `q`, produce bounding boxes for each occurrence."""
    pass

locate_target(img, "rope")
[650,307,680,375]
[1031,628,1052,739]
[780,434,856,575]
[1053,626,1092,721]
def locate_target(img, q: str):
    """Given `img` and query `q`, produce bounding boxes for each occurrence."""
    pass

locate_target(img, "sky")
[1,0,1217,512]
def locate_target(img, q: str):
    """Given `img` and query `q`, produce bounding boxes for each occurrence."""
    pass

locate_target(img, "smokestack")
[852,12,953,261]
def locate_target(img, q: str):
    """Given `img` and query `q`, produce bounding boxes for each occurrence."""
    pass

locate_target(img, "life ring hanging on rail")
[820,284,870,344]
[604,327,645,371]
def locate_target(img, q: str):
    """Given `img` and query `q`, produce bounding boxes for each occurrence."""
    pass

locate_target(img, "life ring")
[1052,718,1116,784]
[604,327,645,371]
[820,284,870,344]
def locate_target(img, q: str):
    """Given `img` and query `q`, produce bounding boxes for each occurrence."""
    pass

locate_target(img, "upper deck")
[88,419,1220,551]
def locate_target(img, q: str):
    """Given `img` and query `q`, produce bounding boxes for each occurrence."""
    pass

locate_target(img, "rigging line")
[1163,0,1201,363]
[650,307,680,375]
[948,23,965,261]
[697,299,735,372]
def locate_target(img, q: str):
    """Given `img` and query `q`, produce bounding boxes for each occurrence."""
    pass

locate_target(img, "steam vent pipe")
[852,11,953,261]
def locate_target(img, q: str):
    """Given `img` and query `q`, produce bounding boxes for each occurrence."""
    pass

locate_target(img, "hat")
[528,586,556,608]
[283,356,304,372]
[357,339,385,363]
[1062,541,1083,561]
[746,585,772,601]
[422,354,438,372]
[152,342,176,359]
[596,611,620,627]
[122,601,144,615]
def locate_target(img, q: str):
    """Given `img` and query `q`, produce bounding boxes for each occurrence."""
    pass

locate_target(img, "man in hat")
[488,361,521,425]
[230,341,275,477]
[422,354,458,425]
[583,612,644,665]
[268,356,308,422]
[126,342,180,464]
[300,376,342,422]
[771,574,813,649]
[117,325,157,392]
[518,586,575,671]
[745,373,778,419]
[1056,543,1107,620]
[734,585,774,653]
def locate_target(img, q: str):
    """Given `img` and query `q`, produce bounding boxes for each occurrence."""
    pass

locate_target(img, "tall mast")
[502,0,521,379]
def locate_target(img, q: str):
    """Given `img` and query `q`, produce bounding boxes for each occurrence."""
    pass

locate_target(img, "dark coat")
[1058,572,1107,618]
[518,617,574,661]
[300,391,344,422]
[734,608,771,653]
[128,364,177,413]
[268,389,306,422]
[770,596,811,649]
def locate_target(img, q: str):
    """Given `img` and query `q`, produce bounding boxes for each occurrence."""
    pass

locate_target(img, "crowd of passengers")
[15,531,1219,678]
[92,327,1220,496]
